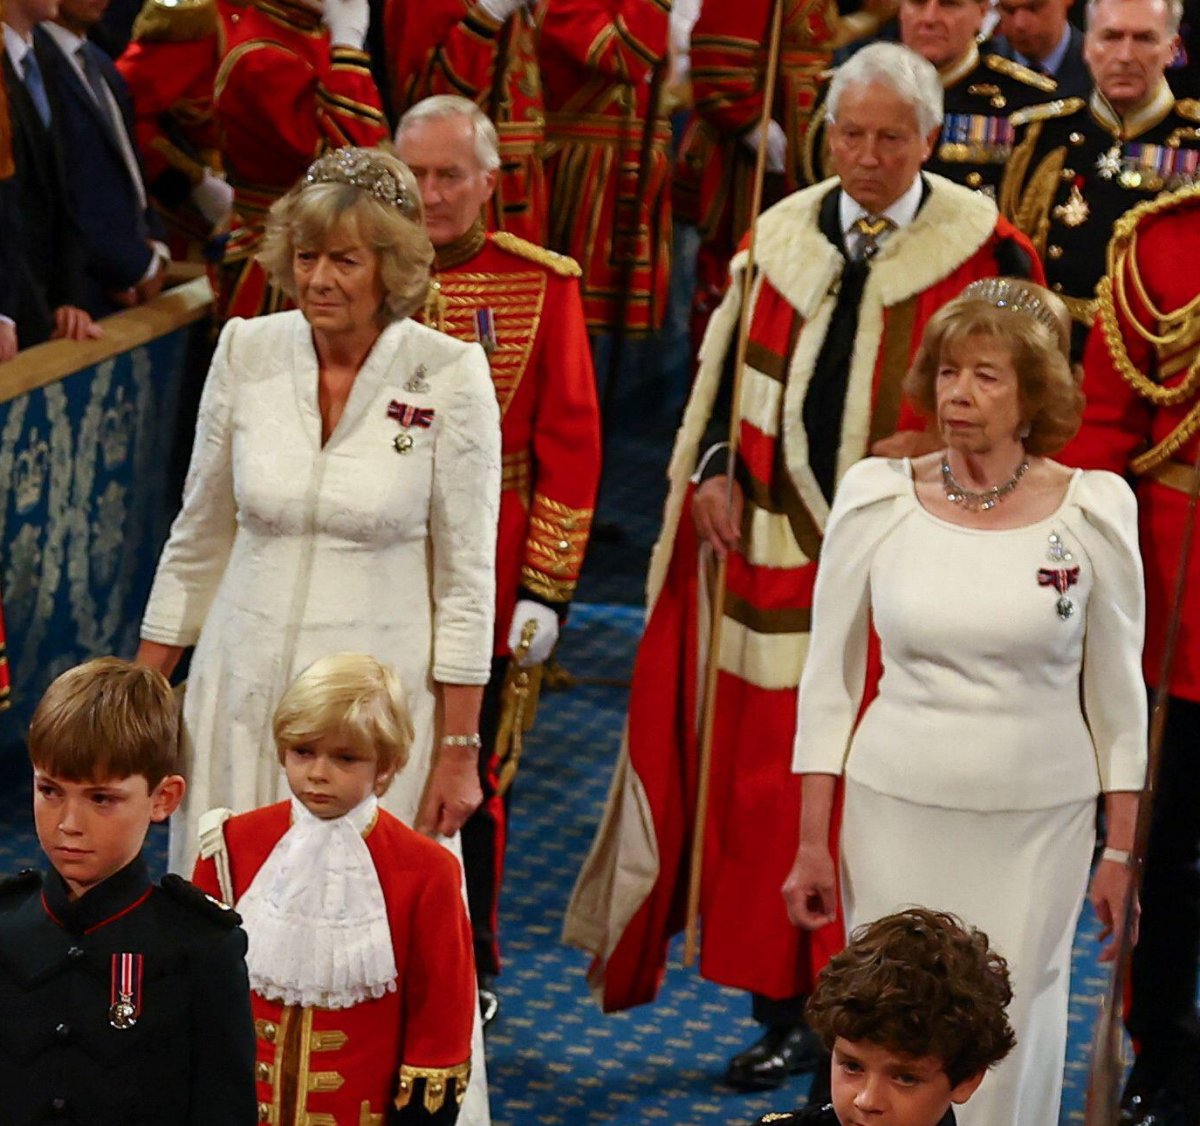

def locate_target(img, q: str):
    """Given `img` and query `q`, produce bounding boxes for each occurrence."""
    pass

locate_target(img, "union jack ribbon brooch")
[109,952,143,1029]
[387,400,434,455]
[1038,566,1080,621]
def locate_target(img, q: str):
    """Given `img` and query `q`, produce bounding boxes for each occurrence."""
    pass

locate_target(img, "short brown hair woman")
[783,279,1147,1126]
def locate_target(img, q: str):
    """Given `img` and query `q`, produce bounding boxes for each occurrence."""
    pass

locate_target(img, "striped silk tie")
[851,214,896,261]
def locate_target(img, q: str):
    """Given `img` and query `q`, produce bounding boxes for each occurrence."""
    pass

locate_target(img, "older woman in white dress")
[783,279,1147,1126]
[136,147,499,1119]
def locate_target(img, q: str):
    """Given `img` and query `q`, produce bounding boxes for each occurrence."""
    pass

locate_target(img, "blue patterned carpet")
[0,602,1119,1125]
[0,358,1142,1125]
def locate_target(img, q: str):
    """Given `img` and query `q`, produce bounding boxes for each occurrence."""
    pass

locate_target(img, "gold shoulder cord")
[1093,186,1200,474]
[1098,187,1200,406]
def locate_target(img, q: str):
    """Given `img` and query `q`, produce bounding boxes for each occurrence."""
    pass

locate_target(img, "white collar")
[3,23,32,70]
[839,174,924,239]
[39,20,85,56]
[236,794,398,1010]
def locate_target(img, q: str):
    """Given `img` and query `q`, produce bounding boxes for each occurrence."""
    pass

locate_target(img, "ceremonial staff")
[1083,281,1200,1126]
[683,0,786,967]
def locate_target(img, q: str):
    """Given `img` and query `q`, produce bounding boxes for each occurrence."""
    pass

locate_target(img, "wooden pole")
[1083,440,1200,1125]
[683,0,787,968]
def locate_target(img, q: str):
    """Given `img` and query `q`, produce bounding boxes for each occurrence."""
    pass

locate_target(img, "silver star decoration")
[1096,145,1123,180]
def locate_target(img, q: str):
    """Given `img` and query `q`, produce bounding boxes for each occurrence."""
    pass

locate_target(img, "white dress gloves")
[477,0,527,21]
[190,169,234,228]
[507,599,559,668]
[324,0,370,49]
[741,119,787,175]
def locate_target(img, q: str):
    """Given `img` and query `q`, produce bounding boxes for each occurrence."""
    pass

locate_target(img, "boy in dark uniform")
[753,908,1016,1126]
[0,657,256,1126]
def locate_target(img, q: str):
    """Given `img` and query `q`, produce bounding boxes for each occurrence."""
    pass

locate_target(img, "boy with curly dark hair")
[755,907,1016,1126]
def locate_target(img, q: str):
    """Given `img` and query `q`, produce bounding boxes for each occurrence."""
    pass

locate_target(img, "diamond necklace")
[941,452,1030,512]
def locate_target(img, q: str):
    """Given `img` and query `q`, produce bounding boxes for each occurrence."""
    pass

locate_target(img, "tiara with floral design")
[960,277,1061,335]
[304,147,416,215]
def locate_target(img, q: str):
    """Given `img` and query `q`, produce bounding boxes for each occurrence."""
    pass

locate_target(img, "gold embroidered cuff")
[526,493,593,582]
[520,566,577,603]
[394,1061,472,1114]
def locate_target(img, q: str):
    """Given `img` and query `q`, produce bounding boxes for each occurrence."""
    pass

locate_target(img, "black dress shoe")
[724,1025,821,1091]
[478,980,500,1030]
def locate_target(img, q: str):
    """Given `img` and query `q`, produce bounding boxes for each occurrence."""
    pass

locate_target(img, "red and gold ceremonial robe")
[537,0,672,335]
[386,2,547,244]
[192,801,475,1125]
[117,0,222,256]
[564,174,1044,1009]
[213,0,389,320]
[1060,186,1200,701]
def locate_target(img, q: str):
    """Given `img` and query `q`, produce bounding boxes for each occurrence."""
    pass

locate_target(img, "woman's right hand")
[782,844,838,930]
[134,640,184,680]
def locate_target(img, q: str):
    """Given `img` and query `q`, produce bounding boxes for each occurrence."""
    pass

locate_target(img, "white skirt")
[841,780,1096,1126]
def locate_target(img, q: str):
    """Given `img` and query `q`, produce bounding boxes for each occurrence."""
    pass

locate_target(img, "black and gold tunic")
[1001,80,1200,343]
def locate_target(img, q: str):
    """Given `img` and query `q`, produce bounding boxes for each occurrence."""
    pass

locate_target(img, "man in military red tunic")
[537,0,672,336]
[565,42,1044,1093]
[384,0,546,243]
[1057,187,1200,1126]
[395,94,602,1023]
[213,0,389,319]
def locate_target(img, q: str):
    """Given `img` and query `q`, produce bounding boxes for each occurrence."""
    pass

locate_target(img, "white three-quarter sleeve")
[140,318,242,646]
[429,343,501,685]
[791,458,906,776]
[1076,470,1148,793]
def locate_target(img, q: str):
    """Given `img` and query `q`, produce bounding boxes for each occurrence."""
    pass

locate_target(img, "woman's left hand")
[1089,857,1139,963]
[416,743,483,838]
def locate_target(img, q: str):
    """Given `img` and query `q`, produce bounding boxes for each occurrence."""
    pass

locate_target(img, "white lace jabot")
[237,794,397,1010]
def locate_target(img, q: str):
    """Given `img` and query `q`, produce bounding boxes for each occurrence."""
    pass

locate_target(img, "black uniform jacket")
[1001,80,1200,343]
[0,856,256,1125]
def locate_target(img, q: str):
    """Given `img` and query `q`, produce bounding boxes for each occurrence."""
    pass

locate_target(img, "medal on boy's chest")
[109,952,143,1030]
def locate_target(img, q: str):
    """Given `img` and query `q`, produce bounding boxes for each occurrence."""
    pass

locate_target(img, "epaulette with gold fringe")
[1009,97,1085,128]
[491,231,581,278]
[130,0,216,42]
[1176,98,1200,123]
[1093,184,1200,473]
[984,53,1057,92]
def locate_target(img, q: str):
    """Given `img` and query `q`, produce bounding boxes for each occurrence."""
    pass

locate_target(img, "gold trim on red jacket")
[394,1061,472,1113]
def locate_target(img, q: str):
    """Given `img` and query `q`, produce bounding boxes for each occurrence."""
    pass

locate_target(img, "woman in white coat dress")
[139,147,499,866]
[137,148,500,1123]
[782,279,1147,1126]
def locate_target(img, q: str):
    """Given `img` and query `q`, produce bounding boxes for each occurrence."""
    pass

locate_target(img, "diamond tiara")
[959,277,1061,335]
[303,147,416,216]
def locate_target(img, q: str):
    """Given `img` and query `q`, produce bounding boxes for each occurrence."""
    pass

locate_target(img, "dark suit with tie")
[986,26,1090,99]
[37,26,163,317]
[1,39,86,345]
